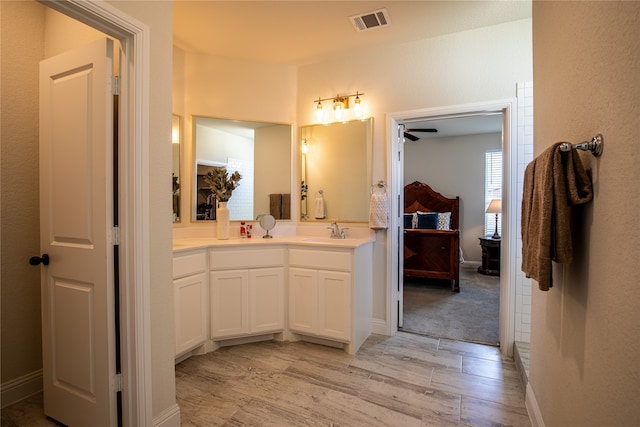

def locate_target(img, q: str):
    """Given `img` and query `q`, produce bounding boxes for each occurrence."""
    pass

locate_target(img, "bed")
[403,181,460,292]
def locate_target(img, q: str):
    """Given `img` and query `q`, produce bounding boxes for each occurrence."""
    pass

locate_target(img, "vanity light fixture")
[313,92,365,122]
[301,139,308,154]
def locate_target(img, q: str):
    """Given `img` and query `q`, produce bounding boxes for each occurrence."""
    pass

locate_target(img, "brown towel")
[281,194,291,219]
[521,142,593,291]
[269,194,282,219]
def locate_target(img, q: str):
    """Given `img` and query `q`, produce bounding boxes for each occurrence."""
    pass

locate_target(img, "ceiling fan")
[403,128,438,141]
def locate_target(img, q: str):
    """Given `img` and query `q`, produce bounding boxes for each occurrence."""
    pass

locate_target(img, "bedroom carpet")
[401,261,500,346]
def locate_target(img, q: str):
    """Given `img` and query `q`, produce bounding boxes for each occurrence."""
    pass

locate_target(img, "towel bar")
[560,134,603,157]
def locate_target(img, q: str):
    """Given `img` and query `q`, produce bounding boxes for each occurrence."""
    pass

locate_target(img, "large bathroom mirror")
[192,116,292,221]
[300,118,373,222]
[172,114,182,223]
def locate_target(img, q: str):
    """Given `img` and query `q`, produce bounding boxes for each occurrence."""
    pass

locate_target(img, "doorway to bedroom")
[399,114,503,346]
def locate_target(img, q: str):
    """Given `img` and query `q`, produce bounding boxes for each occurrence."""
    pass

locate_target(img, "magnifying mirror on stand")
[256,214,276,238]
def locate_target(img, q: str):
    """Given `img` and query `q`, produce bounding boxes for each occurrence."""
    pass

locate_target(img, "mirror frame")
[300,117,373,222]
[190,116,293,222]
[172,114,182,223]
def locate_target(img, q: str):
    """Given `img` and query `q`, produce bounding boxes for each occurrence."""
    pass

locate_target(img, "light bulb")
[315,100,323,122]
[333,100,343,119]
[354,94,362,117]
[172,126,179,144]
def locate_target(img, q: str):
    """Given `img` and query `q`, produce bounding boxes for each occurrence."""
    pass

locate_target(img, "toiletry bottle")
[240,221,246,238]
[247,224,253,238]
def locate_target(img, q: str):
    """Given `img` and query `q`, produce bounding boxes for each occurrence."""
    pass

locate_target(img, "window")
[485,150,502,236]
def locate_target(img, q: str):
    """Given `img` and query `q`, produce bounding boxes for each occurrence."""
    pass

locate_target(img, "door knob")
[29,254,50,266]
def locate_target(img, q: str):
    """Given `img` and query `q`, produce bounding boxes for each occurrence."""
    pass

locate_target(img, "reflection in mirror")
[172,114,182,223]
[300,118,373,222]
[192,117,292,221]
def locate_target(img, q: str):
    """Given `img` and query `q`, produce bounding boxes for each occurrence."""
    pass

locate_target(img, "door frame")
[43,1,152,424]
[386,98,518,357]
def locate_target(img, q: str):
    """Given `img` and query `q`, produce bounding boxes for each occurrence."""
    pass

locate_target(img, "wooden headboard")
[404,181,460,230]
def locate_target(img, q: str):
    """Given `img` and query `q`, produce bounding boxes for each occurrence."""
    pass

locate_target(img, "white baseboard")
[525,382,545,427]
[1,369,43,408]
[153,403,181,427]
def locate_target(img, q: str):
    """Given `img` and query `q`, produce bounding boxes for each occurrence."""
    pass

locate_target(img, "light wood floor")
[1,332,531,426]
[176,332,531,426]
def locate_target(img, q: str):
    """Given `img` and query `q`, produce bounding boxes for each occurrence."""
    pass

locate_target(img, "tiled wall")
[515,82,533,342]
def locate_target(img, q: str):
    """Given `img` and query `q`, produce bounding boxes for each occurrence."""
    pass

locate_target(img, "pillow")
[416,212,438,229]
[437,212,452,230]
[403,213,416,229]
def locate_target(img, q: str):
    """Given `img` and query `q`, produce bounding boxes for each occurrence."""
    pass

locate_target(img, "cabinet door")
[318,270,351,341]
[174,273,207,356]
[210,270,249,338]
[288,267,317,334]
[249,267,284,333]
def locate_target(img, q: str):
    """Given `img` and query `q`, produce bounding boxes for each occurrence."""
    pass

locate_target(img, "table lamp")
[486,199,502,239]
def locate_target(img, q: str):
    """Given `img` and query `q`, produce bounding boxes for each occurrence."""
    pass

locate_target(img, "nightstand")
[478,237,500,276]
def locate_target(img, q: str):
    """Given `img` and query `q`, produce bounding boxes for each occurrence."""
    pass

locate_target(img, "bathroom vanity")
[172,236,374,361]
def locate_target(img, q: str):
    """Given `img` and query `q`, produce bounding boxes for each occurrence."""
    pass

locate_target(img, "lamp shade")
[486,199,502,214]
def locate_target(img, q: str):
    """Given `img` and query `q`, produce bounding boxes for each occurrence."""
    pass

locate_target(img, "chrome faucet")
[328,222,348,239]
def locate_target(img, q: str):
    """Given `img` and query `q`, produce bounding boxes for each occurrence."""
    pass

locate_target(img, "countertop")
[173,235,375,252]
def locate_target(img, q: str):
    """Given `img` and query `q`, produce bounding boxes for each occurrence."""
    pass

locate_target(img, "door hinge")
[112,226,120,246]
[112,76,120,95]
[113,373,122,392]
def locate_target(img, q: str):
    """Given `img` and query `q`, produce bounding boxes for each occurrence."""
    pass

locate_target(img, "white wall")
[173,48,297,237]
[404,132,502,261]
[530,2,640,425]
[0,1,47,402]
[297,19,533,322]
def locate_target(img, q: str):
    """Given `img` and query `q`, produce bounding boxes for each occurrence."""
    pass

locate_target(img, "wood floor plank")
[461,395,532,427]
[359,374,462,423]
[430,368,527,408]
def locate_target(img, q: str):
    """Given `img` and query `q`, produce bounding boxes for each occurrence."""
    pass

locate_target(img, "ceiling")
[173,1,531,66]
[173,1,528,137]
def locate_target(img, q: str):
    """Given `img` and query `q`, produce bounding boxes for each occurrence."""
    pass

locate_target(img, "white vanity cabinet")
[288,243,373,354]
[209,247,285,340]
[173,249,208,357]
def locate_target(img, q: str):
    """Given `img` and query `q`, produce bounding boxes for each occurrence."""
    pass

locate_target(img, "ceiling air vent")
[349,8,391,32]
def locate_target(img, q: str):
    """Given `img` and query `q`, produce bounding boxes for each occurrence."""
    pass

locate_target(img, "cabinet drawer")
[289,248,351,271]
[173,251,207,279]
[209,248,285,270]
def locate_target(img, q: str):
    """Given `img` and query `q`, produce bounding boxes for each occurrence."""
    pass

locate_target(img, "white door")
[38,38,117,426]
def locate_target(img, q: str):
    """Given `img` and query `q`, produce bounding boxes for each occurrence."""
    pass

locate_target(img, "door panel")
[288,267,317,334]
[210,270,249,338]
[39,38,115,426]
[249,267,284,333]
[318,270,351,340]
